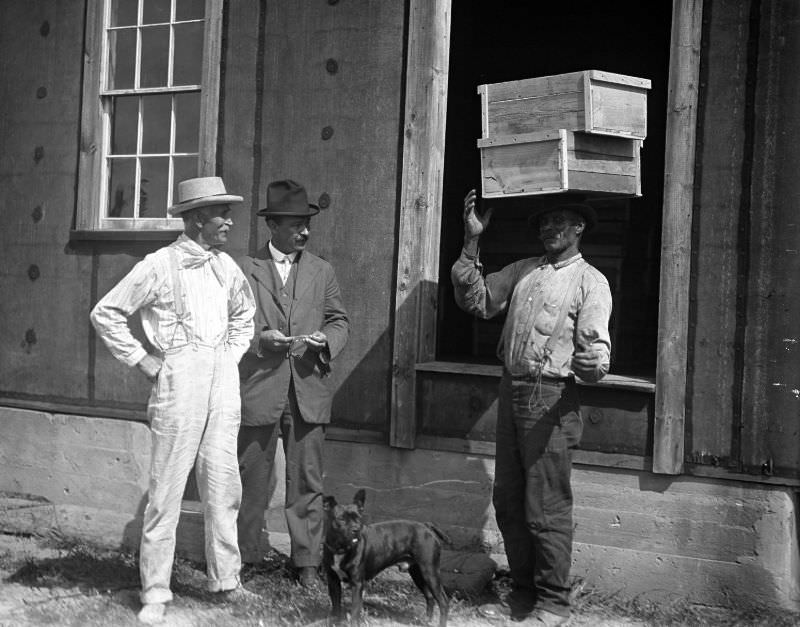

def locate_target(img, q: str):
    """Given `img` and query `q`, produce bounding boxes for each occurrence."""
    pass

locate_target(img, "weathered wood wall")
[741,0,800,477]
[688,0,800,479]
[0,2,92,401]
[1,0,800,479]
[0,0,406,433]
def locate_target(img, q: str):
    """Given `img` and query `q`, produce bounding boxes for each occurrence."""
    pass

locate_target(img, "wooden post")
[199,0,224,176]
[390,0,451,448]
[653,0,704,474]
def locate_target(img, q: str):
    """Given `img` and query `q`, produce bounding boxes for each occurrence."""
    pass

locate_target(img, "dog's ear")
[353,489,366,512]
[323,495,337,511]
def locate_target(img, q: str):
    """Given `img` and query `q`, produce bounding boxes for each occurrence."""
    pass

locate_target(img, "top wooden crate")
[478,70,651,140]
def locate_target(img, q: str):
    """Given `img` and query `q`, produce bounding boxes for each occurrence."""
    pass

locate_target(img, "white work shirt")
[268,240,297,286]
[90,234,256,367]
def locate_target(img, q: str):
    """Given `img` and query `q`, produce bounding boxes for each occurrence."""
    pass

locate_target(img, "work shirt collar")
[268,240,297,265]
[545,252,583,270]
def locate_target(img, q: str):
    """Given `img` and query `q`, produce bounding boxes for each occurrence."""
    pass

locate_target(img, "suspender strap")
[168,247,187,321]
[542,259,587,360]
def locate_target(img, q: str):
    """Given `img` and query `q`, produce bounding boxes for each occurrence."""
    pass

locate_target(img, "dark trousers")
[237,384,325,568]
[493,372,583,617]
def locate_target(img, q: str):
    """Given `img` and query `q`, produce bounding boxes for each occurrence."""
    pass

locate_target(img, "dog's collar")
[325,535,361,555]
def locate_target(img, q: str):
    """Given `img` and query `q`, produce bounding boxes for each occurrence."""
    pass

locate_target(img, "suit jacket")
[238,247,349,426]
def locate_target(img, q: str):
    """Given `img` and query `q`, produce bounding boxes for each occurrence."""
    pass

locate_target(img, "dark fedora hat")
[257,179,320,217]
[527,202,598,232]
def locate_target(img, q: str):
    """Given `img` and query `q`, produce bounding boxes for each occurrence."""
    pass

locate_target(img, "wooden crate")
[478,129,641,198]
[478,70,651,140]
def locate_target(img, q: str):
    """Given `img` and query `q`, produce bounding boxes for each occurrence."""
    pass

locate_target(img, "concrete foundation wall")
[0,406,797,610]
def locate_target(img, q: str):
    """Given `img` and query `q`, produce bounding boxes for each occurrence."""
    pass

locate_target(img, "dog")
[322,489,449,626]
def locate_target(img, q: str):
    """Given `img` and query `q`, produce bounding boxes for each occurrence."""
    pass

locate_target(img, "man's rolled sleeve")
[90,260,157,368]
[575,278,613,382]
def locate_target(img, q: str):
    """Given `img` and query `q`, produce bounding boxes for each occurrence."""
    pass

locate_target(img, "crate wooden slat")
[478,129,641,198]
[479,70,651,140]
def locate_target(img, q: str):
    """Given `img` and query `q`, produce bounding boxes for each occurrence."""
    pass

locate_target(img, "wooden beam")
[390,0,452,448]
[653,0,704,474]
[199,0,224,176]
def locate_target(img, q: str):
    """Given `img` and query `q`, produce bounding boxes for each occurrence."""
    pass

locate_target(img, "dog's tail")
[425,522,451,546]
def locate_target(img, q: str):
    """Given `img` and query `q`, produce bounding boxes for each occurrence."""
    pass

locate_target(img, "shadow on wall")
[325,280,498,552]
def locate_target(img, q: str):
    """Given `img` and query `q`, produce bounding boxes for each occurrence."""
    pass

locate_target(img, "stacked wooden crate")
[477,70,650,198]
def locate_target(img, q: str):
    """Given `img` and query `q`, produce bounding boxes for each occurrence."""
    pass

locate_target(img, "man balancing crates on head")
[90,177,257,625]
[451,189,612,627]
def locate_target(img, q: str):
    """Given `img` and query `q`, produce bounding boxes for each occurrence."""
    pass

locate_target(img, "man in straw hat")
[91,176,256,624]
[451,189,612,627]
[236,179,349,588]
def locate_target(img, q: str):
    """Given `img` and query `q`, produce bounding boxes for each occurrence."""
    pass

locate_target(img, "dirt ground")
[0,532,796,627]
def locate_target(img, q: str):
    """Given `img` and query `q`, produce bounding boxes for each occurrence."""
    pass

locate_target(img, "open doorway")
[436,0,672,376]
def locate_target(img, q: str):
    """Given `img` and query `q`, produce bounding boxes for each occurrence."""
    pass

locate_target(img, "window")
[436,0,671,377]
[75,0,222,235]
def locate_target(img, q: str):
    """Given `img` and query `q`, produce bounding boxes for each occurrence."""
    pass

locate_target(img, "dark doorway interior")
[437,0,672,376]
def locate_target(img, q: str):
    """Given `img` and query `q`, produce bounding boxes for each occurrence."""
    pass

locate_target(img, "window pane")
[140,157,170,217]
[174,92,200,152]
[107,28,136,90]
[141,94,172,154]
[173,155,198,205]
[173,22,204,86]
[176,0,204,21]
[140,25,169,88]
[107,158,136,218]
[110,0,139,27]
[110,96,139,155]
[142,0,171,24]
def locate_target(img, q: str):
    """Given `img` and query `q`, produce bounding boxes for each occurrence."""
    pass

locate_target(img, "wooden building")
[1,0,798,609]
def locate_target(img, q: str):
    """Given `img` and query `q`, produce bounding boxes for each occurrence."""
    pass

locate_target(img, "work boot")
[137,602,166,625]
[478,587,536,621]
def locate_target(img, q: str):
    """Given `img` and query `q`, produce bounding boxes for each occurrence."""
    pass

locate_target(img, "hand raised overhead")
[463,189,493,240]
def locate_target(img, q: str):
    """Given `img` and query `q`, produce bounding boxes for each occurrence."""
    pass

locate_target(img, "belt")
[508,372,575,385]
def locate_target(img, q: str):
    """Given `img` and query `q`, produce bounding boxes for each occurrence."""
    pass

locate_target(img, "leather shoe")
[218,586,258,604]
[477,601,512,621]
[297,565,320,588]
[478,587,536,622]
[530,608,569,626]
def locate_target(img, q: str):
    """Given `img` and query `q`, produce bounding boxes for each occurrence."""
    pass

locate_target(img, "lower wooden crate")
[478,129,641,198]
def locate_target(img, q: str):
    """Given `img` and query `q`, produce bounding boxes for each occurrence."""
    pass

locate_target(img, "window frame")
[74,0,223,238]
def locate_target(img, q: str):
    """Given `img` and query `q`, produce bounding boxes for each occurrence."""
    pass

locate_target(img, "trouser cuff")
[140,589,173,605]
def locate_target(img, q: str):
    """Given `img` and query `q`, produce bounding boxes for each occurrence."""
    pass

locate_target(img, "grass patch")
[2,535,800,626]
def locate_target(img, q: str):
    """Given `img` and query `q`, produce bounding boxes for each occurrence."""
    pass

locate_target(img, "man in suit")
[237,179,349,587]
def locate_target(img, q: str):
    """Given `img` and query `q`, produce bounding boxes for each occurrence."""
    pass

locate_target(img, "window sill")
[70,229,183,242]
[415,361,656,393]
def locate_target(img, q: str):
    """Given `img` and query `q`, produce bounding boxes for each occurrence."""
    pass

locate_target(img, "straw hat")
[168,176,243,216]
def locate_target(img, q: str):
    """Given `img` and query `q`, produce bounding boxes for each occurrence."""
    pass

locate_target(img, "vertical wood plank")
[198,0,223,176]
[390,0,452,448]
[653,0,704,474]
[76,0,104,230]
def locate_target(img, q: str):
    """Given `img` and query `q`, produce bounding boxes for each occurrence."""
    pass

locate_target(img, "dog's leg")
[415,562,449,627]
[326,570,343,620]
[350,580,364,626]
[408,564,436,622]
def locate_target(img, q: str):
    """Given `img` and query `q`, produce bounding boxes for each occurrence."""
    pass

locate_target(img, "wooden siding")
[418,371,652,456]
[254,0,405,430]
[740,0,800,477]
[0,1,93,399]
[689,0,752,468]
